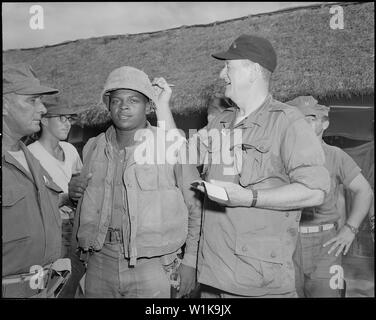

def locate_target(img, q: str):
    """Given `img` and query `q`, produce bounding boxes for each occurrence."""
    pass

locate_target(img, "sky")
[3,2,324,50]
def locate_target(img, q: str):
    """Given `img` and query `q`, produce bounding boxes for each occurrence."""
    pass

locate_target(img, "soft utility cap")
[286,95,330,117]
[3,63,58,95]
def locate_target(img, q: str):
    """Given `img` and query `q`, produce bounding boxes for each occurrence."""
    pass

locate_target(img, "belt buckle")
[109,229,114,243]
[107,228,121,244]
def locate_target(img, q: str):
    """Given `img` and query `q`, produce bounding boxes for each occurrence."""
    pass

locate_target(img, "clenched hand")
[68,173,92,202]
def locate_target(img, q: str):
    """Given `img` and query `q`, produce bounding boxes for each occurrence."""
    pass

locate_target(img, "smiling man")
[194,35,332,298]
[2,63,66,297]
[72,66,202,298]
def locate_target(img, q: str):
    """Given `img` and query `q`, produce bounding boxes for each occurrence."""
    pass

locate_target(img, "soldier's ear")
[41,117,49,127]
[323,119,329,130]
[145,100,155,114]
[249,63,260,82]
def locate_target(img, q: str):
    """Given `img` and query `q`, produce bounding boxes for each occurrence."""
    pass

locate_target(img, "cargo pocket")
[234,235,284,289]
[2,187,30,243]
[89,160,108,186]
[238,139,271,187]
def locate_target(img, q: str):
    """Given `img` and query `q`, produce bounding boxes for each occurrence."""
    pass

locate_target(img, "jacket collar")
[103,122,154,166]
[104,121,153,150]
[3,142,35,182]
[220,94,284,129]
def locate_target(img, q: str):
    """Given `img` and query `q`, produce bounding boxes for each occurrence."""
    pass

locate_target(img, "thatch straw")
[3,2,374,127]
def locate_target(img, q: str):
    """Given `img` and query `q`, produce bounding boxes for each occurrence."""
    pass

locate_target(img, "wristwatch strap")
[345,222,359,235]
[250,189,258,207]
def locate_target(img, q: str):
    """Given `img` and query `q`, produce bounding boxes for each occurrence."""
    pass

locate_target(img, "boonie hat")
[212,34,277,73]
[3,63,58,95]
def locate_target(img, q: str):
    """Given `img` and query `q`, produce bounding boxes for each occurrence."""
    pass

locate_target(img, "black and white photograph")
[2,1,374,311]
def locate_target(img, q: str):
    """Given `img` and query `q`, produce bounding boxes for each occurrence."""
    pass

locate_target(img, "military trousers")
[84,243,171,298]
[294,227,343,297]
[200,284,298,298]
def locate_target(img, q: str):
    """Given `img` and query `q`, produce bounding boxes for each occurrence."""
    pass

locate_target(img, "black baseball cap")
[212,34,277,73]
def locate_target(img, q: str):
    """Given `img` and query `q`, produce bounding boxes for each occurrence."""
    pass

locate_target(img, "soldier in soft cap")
[288,96,373,297]
[2,63,68,298]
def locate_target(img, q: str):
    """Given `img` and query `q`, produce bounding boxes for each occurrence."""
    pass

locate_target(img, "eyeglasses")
[43,114,78,124]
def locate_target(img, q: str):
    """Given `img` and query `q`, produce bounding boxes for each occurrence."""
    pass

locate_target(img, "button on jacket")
[76,124,202,267]
[2,143,63,277]
[197,95,331,296]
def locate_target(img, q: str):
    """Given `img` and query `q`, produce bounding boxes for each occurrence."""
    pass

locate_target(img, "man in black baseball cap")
[195,35,331,298]
[212,34,277,72]
[211,34,277,110]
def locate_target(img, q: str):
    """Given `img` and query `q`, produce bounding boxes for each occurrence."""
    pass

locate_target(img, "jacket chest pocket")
[238,139,271,187]
[134,165,158,190]
[2,187,31,243]
[89,160,109,186]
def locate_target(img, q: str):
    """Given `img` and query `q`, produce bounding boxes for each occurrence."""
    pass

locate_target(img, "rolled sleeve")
[281,118,331,194]
[338,150,362,187]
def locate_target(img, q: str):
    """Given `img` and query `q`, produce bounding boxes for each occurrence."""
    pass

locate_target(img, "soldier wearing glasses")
[27,96,85,298]
[28,95,83,258]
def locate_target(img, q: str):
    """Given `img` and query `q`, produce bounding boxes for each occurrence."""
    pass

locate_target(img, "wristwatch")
[345,222,359,235]
[250,189,258,207]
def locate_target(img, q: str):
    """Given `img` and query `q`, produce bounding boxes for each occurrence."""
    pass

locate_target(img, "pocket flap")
[235,235,284,264]
[3,187,26,206]
[241,139,271,153]
[134,165,158,190]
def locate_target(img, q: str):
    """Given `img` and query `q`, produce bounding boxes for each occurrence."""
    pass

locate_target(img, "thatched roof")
[3,2,374,127]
